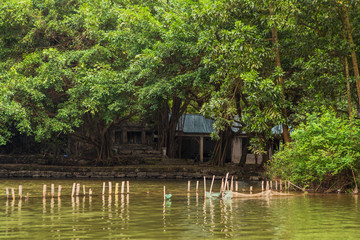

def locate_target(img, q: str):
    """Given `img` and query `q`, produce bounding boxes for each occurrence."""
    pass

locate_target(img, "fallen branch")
[288,181,306,192]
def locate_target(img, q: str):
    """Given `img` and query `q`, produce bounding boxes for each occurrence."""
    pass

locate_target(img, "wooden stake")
[250,186,253,194]
[209,175,215,195]
[270,181,273,189]
[76,183,80,196]
[83,185,86,195]
[115,183,119,195]
[235,181,239,192]
[71,183,76,197]
[230,176,234,191]
[121,181,125,194]
[6,188,9,199]
[102,182,106,195]
[51,184,55,198]
[280,180,282,191]
[89,188,93,196]
[58,185,62,198]
[18,185,23,199]
[43,185,47,198]
[266,181,269,191]
[261,181,264,192]
[187,180,191,192]
[220,178,224,192]
[12,188,15,200]
[196,180,199,193]
[203,176,206,196]
[275,181,278,191]
[108,182,112,195]
[163,186,166,200]
[127,181,130,194]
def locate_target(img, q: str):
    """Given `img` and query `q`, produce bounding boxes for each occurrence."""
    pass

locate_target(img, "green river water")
[1,179,359,239]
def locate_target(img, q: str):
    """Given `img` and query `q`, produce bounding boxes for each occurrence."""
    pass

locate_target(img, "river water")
[1,179,359,239]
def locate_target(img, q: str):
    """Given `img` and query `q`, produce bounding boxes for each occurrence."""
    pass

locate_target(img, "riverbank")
[0,155,263,180]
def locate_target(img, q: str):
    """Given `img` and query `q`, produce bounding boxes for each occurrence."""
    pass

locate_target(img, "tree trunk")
[270,5,291,144]
[343,5,360,106]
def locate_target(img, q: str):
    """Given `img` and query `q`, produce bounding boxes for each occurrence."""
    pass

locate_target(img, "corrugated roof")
[176,114,214,134]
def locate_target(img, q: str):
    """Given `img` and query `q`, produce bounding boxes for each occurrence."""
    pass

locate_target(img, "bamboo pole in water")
[115,183,119,195]
[83,185,86,195]
[280,180,282,191]
[76,183,80,196]
[51,184,55,198]
[203,176,206,197]
[43,185,47,198]
[121,181,125,194]
[19,185,23,200]
[250,186,253,194]
[12,188,15,200]
[127,181,130,194]
[270,181,273,189]
[187,180,191,192]
[58,185,62,198]
[266,181,269,191]
[261,181,264,192]
[196,180,199,193]
[163,186,166,201]
[89,188,92,196]
[102,182,106,195]
[230,176,234,191]
[235,181,239,192]
[108,182,112,195]
[210,175,215,195]
[71,183,76,197]
[275,181,278,191]
[6,188,9,199]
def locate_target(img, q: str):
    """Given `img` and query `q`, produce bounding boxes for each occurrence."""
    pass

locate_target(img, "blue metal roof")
[176,114,214,134]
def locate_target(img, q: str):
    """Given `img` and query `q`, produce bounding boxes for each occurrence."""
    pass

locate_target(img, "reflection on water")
[1,179,360,239]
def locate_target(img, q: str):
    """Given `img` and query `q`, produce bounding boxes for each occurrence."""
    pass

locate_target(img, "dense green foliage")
[267,110,360,190]
[1,0,360,188]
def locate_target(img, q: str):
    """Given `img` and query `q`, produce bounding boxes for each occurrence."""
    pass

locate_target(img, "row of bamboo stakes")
[5,181,131,200]
[182,177,292,195]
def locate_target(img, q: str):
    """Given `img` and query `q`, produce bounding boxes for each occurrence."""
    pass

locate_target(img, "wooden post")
[235,181,239,192]
[51,184,55,198]
[220,178,224,192]
[121,181,125,194]
[199,136,204,163]
[12,188,15,200]
[261,181,264,192]
[196,181,199,193]
[76,183,80,196]
[250,186,253,194]
[203,176,206,196]
[210,175,215,195]
[71,183,76,197]
[6,188,9,199]
[115,183,119,195]
[187,180,191,192]
[127,181,130,194]
[266,181,269,191]
[108,182,112,195]
[275,181,278,191]
[280,180,282,191]
[230,176,234,191]
[163,186,166,201]
[43,185,47,198]
[102,182,106,195]
[58,185,62,198]
[270,181,273,189]
[19,185,23,199]
[89,188,92,196]
[224,173,229,191]
[83,185,86,195]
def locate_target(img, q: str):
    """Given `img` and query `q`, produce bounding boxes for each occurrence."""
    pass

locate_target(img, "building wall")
[231,136,264,165]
